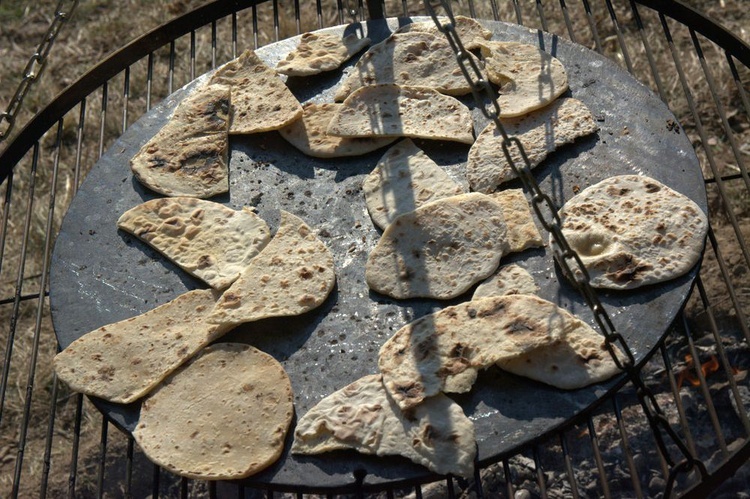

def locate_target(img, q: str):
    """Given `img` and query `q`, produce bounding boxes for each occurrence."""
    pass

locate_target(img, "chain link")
[0,0,79,142]
[423,0,706,491]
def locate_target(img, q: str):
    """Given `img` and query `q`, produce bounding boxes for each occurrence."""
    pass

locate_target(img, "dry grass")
[0,0,748,497]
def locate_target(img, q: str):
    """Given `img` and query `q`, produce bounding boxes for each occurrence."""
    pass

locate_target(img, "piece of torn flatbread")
[365,192,508,300]
[209,49,302,134]
[54,289,232,404]
[379,294,597,410]
[554,174,708,289]
[117,198,271,290]
[488,189,543,253]
[328,84,475,144]
[292,374,476,478]
[472,263,539,299]
[209,210,336,325]
[363,138,465,230]
[467,97,598,193]
[279,102,395,158]
[130,83,230,198]
[134,343,293,480]
[395,15,492,50]
[276,31,370,76]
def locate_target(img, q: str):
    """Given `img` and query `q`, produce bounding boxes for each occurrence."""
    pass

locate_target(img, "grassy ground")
[0,0,748,497]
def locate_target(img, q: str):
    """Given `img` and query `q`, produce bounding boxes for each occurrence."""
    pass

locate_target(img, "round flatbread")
[209,49,302,134]
[130,83,230,198]
[292,374,476,478]
[133,343,294,480]
[379,294,587,411]
[53,289,232,404]
[553,174,708,289]
[395,15,492,50]
[467,97,598,193]
[117,198,271,290]
[333,31,480,101]
[276,31,370,76]
[278,102,395,158]
[365,192,508,300]
[327,84,475,144]
[209,210,336,325]
[363,138,465,230]
[475,40,568,117]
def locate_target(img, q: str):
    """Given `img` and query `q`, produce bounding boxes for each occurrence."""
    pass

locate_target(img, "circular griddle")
[49,18,707,491]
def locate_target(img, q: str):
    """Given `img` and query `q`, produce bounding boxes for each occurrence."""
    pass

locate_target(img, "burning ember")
[676,353,724,389]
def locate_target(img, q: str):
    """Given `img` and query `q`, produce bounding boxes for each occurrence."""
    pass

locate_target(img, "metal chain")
[422,0,706,492]
[0,0,79,143]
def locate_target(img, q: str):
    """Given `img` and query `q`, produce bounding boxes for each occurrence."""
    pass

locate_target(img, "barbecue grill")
[1,0,748,497]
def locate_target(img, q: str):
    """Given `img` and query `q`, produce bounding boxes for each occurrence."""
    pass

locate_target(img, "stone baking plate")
[49,17,707,490]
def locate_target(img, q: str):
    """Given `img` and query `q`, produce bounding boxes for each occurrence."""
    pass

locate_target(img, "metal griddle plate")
[49,18,707,490]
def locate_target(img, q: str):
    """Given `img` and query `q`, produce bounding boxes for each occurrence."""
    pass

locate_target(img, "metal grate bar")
[628,1,668,101]
[613,394,645,496]
[586,415,612,498]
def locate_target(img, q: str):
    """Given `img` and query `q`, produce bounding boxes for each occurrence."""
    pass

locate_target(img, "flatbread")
[333,31,480,101]
[379,294,581,410]
[209,49,302,134]
[497,324,624,389]
[130,83,230,198]
[467,97,598,193]
[395,15,492,50]
[53,289,232,404]
[276,31,370,76]
[554,175,708,289]
[292,374,476,478]
[365,192,508,300]
[117,198,271,290]
[363,139,465,230]
[209,210,336,325]
[475,41,569,117]
[133,343,293,480]
[329,84,475,144]
[472,263,538,299]
[278,102,395,158]
[488,189,544,253]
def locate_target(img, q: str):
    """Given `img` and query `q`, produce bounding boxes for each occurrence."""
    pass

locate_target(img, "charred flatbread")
[133,343,293,480]
[467,97,598,193]
[554,174,708,289]
[292,374,476,478]
[328,84,475,144]
[379,294,585,410]
[365,192,508,300]
[363,138,465,230]
[117,198,270,290]
[276,31,370,76]
[130,83,230,198]
[53,289,232,404]
[209,49,302,134]
[279,102,395,158]
[209,210,336,325]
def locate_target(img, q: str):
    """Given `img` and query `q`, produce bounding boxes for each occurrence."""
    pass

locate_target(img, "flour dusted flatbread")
[53,289,232,404]
[489,189,543,253]
[328,84,474,144]
[379,294,579,410]
[475,41,568,117]
[210,211,335,325]
[395,15,492,50]
[130,83,230,198]
[363,139,465,230]
[133,343,293,480]
[209,49,302,134]
[276,31,370,76]
[554,175,708,289]
[279,102,395,158]
[467,97,598,193]
[498,322,624,389]
[117,198,270,290]
[365,193,508,300]
[292,374,476,477]
[473,264,538,299]
[333,32,480,101]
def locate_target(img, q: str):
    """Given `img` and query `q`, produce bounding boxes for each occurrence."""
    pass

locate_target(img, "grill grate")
[0,0,748,497]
